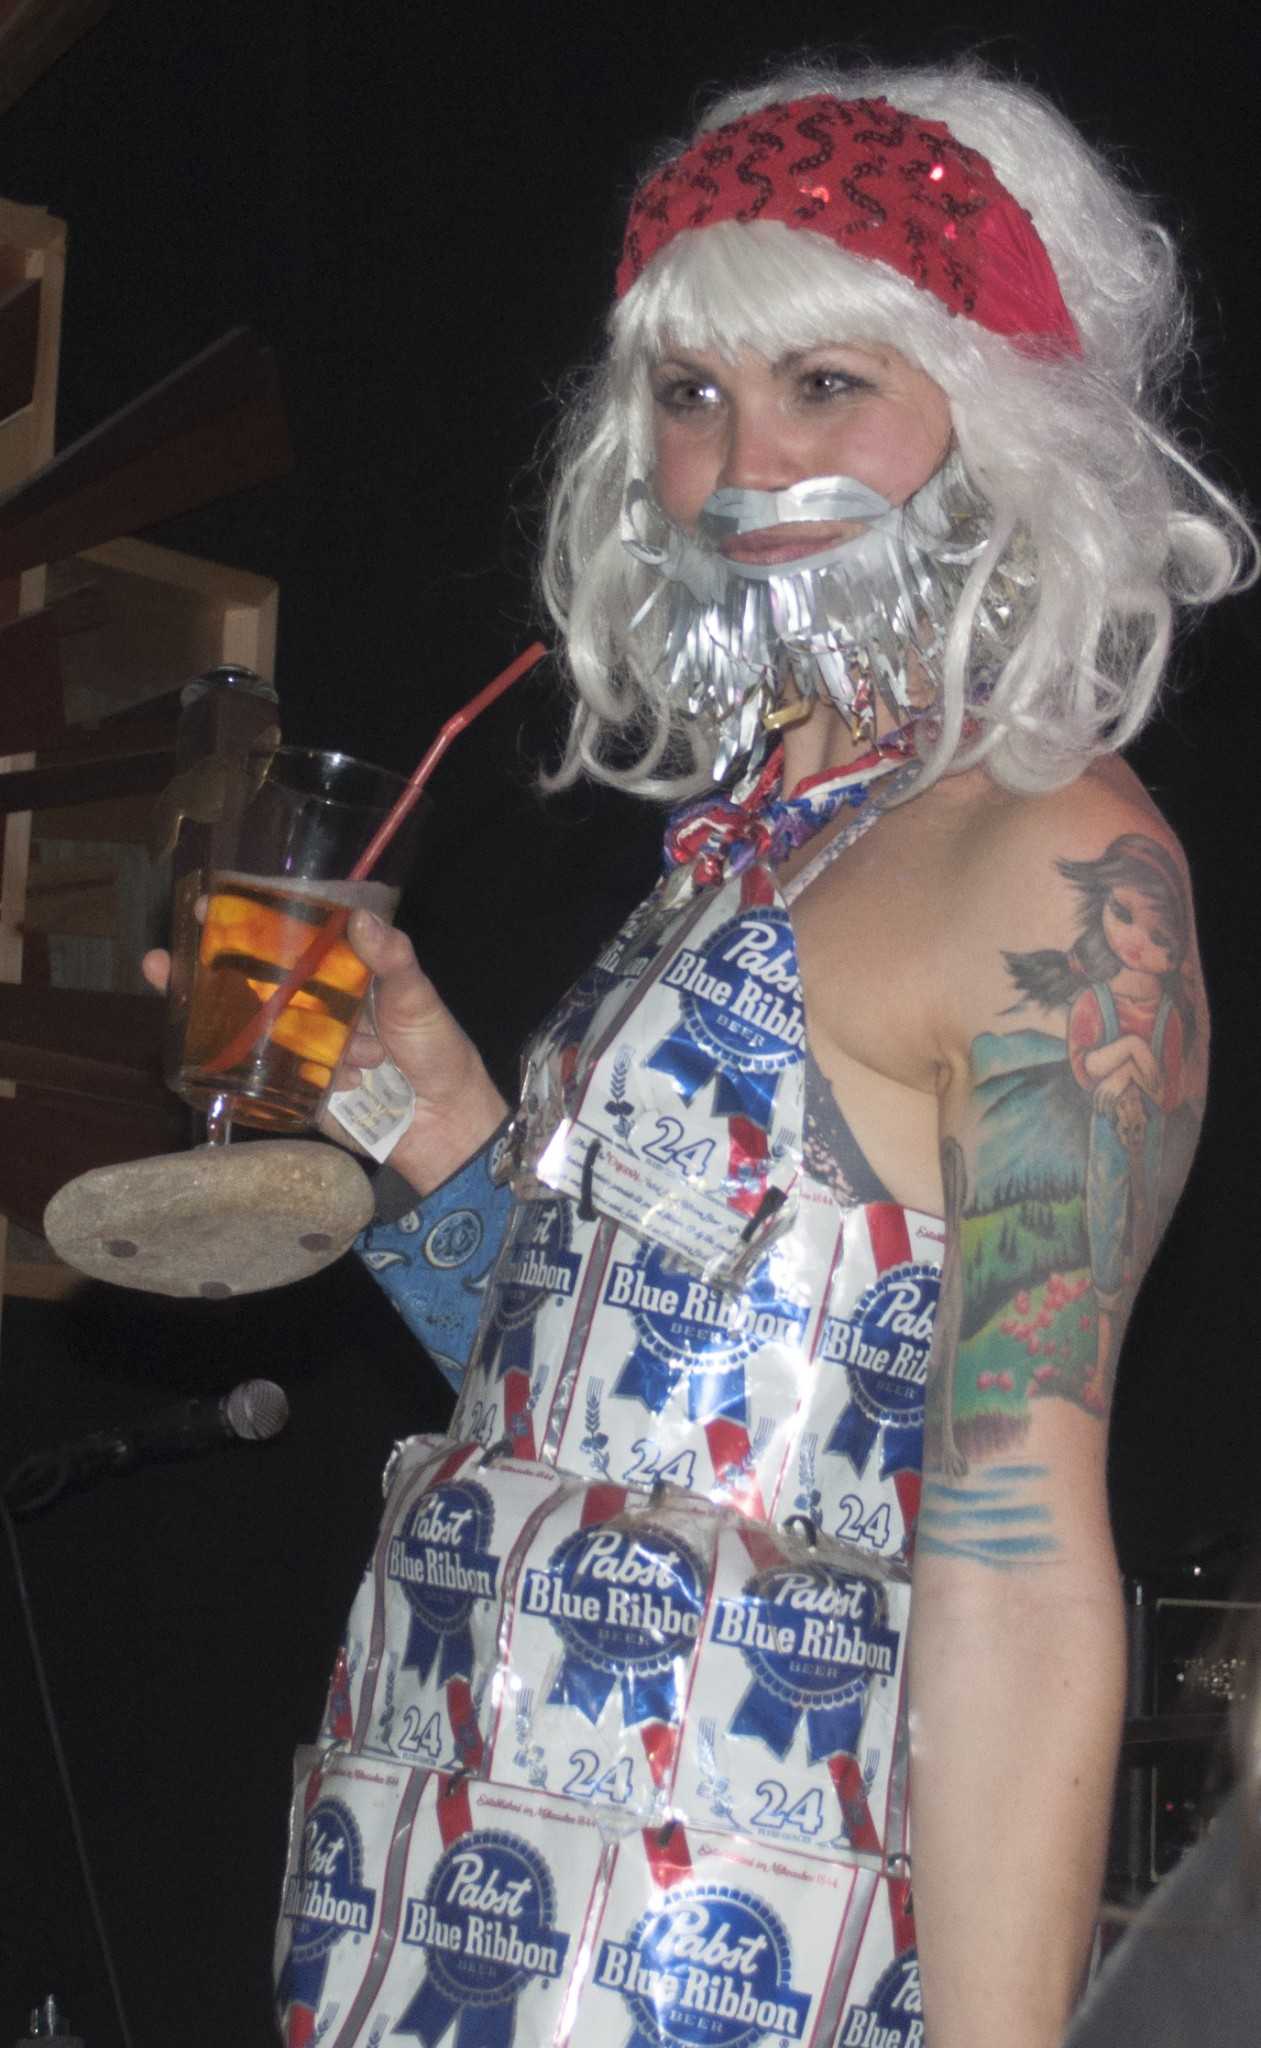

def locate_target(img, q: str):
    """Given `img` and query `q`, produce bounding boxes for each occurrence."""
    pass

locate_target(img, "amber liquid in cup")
[178,870,399,1131]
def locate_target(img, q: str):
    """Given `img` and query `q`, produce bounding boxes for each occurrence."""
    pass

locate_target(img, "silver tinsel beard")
[621,469,987,780]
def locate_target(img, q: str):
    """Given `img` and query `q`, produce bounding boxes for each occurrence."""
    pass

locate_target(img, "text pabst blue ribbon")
[608,1240,808,1423]
[646,907,804,1133]
[724,1567,900,1764]
[393,1481,498,1687]
[396,1832,570,2048]
[481,1202,581,1385]
[278,1801,375,2016]
[596,1887,812,2048]
[821,1265,939,1479]
[527,1525,705,1728]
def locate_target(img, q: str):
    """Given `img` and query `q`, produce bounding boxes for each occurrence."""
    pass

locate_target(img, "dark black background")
[0,3,1258,2040]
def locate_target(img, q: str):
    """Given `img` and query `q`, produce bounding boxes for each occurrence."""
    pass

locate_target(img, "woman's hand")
[335,911,507,1194]
[142,913,507,1197]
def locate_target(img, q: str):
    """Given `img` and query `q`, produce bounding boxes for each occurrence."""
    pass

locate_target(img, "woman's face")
[1102,885,1177,977]
[649,341,953,561]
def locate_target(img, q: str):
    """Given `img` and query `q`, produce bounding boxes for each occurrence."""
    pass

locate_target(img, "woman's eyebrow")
[774,344,885,371]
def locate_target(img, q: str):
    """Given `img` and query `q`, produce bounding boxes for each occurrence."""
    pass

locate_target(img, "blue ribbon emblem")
[647,907,804,1132]
[522,1520,705,1729]
[723,1563,900,1765]
[606,1240,807,1424]
[396,1829,571,2048]
[276,1798,375,2020]
[844,1950,922,2043]
[819,1263,938,1479]
[594,1883,813,2048]
[479,1199,582,1387]
[390,1479,499,1687]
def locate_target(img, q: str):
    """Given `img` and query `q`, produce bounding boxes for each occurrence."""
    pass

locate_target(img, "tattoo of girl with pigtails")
[1005,835,1200,1412]
[925,835,1203,1508]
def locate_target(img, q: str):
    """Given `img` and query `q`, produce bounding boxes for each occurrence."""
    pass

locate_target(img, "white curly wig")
[540,58,1255,801]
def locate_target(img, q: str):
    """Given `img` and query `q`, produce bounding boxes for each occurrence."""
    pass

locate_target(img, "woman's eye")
[799,368,868,402]
[654,376,721,413]
[1109,898,1134,925]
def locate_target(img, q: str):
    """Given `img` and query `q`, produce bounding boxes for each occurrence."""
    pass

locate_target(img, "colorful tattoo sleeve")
[922,832,1205,1564]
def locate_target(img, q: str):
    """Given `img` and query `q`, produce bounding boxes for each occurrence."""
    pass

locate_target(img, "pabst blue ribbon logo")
[716,1562,899,1763]
[820,1265,939,1478]
[389,1479,499,1685]
[605,1240,808,1422]
[839,1951,923,2047]
[521,1522,704,1727]
[481,1200,581,1382]
[277,1797,376,2017]
[648,909,804,1129]
[594,1883,813,2047]
[396,1829,571,2048]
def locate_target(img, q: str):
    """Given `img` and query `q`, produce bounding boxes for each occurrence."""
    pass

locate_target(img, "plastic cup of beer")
[165,747,420,1136]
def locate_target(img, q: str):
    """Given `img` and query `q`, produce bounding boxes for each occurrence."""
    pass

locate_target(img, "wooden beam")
[0,328,291,581]
[0,279,39,421]
[0,0,114,120]
[0,743,174,812]
[0,605,66,750]
[0,982,167,1100]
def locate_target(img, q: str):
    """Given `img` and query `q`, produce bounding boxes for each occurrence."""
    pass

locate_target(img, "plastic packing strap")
[667,1514,912,1862]
[485,1477,724,1822]
[328,1435,571,1774]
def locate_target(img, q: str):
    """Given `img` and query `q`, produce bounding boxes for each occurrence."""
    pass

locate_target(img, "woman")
[271,61,1252,2048]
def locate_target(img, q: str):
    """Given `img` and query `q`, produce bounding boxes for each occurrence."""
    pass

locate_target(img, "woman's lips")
[719,522,860,564]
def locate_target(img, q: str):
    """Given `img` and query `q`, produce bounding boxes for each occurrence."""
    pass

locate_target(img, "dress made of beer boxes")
[277,784,941,2048]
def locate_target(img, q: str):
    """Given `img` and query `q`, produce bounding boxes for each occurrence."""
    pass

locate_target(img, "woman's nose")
[719,403,799,493]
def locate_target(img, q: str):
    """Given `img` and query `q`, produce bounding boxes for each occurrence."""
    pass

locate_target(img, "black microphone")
[6,1380,290,1508]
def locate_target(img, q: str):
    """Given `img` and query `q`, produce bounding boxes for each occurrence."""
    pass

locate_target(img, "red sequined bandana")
[616,93,1081,355]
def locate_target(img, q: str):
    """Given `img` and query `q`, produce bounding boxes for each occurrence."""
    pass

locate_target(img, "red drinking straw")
[202,640,548,1076]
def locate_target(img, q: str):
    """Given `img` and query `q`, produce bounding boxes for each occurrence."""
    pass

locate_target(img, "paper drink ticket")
[275,1753,612,2048]
[324,1435,568,1773]
[566,1818,878,2048]
[670,1517,911,1860]
[771,1184,944,1565]
[486,1480,721,1823]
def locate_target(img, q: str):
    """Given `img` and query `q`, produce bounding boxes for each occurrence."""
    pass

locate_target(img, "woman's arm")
[912,1222,1127,2045]
[910,795,1205,2047]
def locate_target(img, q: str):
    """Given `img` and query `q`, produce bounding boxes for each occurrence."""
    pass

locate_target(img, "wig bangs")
[612,219,954,371]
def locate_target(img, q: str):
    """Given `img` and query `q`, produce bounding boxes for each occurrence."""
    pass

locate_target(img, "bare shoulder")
[933,757,1205,1064]
[957,755,1190,913]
